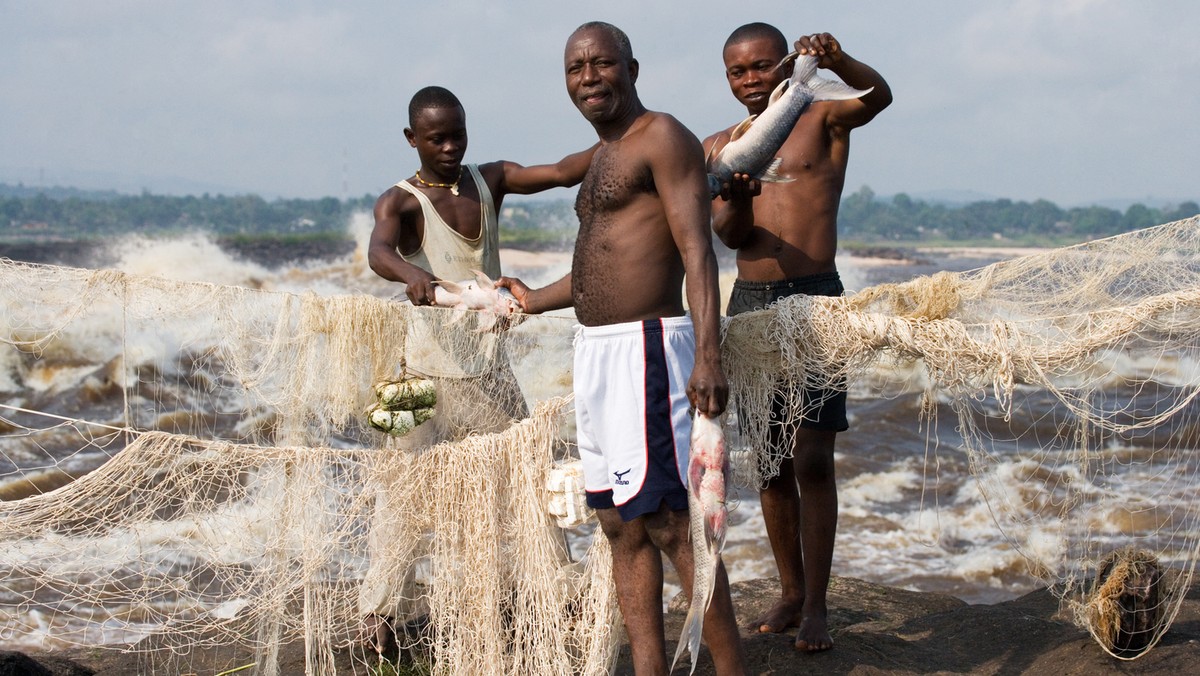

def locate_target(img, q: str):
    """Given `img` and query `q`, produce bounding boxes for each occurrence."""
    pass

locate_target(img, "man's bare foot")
[749,597,804,633]
[360,614,398,658]
[794,614,833,652]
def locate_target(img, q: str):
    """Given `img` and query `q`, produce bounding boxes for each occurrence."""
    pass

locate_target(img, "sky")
[2,0,1197,207]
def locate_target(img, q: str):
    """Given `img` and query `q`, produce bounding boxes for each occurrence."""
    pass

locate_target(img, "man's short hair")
[571,21,633,62]
[408,86,463,127]
[724,22,788,54]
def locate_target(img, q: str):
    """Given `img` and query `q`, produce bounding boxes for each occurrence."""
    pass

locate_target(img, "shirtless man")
[498,21,746,676]
[362,85,594,656]
[703,23,892,652]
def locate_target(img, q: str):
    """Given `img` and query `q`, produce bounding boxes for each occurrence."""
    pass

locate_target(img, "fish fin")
[767,78,790,106]
[756,157,795,184]
[434,279,465,294]
[727,114,757,143]
[470,269,497,288]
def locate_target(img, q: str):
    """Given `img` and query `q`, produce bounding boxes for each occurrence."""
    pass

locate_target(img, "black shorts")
[727,272,849,432]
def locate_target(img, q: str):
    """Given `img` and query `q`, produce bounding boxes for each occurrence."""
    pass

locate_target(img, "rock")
[17,576,1200,675]
[0,649,91,676]
[642,575,1200,675]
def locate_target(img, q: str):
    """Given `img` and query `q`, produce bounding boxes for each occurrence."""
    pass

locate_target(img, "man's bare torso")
[572,113,687,326]
[714,102,850,281]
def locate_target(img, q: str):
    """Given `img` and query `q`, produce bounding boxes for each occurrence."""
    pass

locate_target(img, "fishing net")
[1,215,1198,670]
[0,259,615,675]
[725,215,1200,658]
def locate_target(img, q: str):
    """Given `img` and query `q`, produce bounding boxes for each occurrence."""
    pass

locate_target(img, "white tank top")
[394,164,501,281]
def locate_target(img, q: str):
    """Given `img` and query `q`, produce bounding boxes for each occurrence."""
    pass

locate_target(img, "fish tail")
[779,50,872,102]
[804,65,873,103]
[670,550,721,674]
[670,605,702,675]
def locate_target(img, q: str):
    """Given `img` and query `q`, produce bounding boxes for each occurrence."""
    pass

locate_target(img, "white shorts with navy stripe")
[573,316,695,521]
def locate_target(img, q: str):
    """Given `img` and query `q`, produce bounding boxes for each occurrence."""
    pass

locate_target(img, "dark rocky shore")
[7,575,1197,675]
[1,235,357,270]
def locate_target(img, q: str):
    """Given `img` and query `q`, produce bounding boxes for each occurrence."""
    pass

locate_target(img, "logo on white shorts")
[613,469,631,485]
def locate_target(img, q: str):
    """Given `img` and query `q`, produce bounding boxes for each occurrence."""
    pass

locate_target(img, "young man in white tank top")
[368,86,595,303]
[360,86,595,657]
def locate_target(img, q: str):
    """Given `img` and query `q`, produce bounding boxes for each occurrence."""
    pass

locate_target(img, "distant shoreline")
[1,236,1051,273]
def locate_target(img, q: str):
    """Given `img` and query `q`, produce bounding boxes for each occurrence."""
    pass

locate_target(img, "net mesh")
[2,215,1199,670]
[725,216,1200,658]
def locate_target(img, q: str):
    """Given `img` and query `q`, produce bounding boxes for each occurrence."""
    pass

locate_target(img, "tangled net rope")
[2,216,1198,670]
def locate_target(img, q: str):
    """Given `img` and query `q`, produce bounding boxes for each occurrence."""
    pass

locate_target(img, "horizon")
[2,180,1194,214]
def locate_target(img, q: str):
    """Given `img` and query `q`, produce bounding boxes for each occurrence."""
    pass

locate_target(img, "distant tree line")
[0,187,374,240]
[2,182,1196,248]
[839,186,1199,245]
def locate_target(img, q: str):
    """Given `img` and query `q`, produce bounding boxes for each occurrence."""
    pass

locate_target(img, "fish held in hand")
[706,52,872,198]
[431,270,521,330]
[689,410,729,549]
[671,411,730,675]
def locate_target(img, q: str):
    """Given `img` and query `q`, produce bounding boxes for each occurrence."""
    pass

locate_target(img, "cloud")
[1,1,1196,204]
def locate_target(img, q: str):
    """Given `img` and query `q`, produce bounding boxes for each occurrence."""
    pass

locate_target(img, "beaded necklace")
[414,168,462,196]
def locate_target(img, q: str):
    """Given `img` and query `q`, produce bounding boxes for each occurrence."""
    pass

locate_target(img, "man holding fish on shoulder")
[702,23,892,653]
[498,21,747,676]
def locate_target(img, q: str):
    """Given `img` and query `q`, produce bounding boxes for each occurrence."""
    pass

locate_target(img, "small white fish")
[431,270,521,330]
[671,411,729,675]
[706,52,873,197]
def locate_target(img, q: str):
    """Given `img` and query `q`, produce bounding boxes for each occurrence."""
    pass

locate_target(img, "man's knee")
[597,508,654,554]
[643,505,689,553]
[791,431,837,484]
[596,507,627,534]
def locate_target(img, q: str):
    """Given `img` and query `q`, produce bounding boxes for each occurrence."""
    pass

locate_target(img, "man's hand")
[718,171,762,203]
[686,359,728,418]
[795,32,842,70]
[494,276,534,313]
[405,268,439,306]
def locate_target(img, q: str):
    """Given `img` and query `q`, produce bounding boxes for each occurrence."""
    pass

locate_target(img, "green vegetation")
[838,186,1198,246]
[2,182,1196,250]
[369,656,431,676]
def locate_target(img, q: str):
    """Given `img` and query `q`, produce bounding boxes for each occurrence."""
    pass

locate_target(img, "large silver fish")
[671,411,730,675]
[706,52,873,198]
